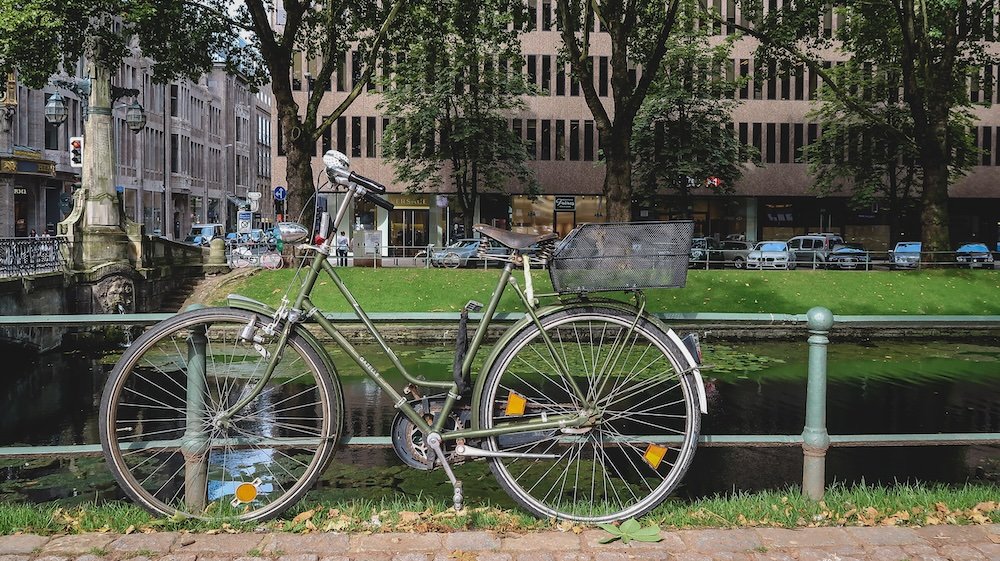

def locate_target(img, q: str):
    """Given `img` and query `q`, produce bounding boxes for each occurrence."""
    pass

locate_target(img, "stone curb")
[0,525,995,561]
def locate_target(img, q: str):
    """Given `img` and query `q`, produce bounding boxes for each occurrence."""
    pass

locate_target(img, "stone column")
[0,108,14,237]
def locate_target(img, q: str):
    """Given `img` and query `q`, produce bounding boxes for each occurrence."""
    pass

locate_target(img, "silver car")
[721,240,754,269]
[746,241,793,270]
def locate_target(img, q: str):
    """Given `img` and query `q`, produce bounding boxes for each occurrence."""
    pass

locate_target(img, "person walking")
[336,231,349,266]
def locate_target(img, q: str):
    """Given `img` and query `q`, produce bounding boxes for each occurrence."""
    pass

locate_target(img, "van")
[184,223,225,246]
[787,233,844,268]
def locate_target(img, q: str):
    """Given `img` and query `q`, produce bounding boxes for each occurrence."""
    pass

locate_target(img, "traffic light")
[69,136,83,168]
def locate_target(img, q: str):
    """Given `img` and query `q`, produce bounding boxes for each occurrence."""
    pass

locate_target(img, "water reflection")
[1,340,998,505]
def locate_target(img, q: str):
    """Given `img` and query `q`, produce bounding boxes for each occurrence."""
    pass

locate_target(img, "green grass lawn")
[208,267,1000,315]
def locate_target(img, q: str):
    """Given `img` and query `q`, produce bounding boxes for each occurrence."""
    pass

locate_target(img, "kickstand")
[425,432,463,511]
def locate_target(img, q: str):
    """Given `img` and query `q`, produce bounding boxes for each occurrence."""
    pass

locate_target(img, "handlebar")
[349,171,387,194]
[362,191,395,211]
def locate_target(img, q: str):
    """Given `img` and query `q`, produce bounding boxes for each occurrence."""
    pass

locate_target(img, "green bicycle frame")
[223,188,600,443]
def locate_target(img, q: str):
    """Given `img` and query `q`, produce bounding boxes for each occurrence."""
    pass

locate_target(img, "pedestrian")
[336,231,349,266]
[29,228,37,238]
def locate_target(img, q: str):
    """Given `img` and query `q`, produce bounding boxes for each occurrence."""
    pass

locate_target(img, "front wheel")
[260,251,283,269]
[99,307,342,522]
[732,257,745,269]
[478,306,701,523]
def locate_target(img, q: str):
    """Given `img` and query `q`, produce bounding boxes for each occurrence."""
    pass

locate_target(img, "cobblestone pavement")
[0,525,997,561]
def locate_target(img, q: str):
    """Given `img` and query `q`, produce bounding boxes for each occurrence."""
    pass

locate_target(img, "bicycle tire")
[99,307,341,521]
[261,251,283,269]
[478,306,700,522]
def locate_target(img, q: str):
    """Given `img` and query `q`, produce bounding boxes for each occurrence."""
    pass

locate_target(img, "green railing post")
[802,306,833,500]
[182,324,210,512]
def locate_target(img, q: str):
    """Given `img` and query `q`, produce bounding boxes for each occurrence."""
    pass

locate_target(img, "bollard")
[802,306,833,500]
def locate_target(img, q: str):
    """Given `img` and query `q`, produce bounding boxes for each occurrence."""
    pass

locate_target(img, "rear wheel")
[479,306,700,523]
[443,252,461,268]
[99,308,341,522]
[732,257,745,269]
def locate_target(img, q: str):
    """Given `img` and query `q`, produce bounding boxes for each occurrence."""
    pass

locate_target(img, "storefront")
[511,195,606,237]
[0,149,60,237]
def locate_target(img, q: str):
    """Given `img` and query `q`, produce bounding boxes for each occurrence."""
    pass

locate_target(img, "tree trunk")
[920,157,950,254]
[603,133,633,222]
[283,111,317,231]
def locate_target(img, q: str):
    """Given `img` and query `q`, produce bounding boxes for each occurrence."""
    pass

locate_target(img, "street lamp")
[44,92,68,125]
[44,79,146,133]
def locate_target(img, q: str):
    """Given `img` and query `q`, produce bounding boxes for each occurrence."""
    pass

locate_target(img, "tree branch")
[624,0,679,120]
[313,0,408,141]
[557,0,612,131]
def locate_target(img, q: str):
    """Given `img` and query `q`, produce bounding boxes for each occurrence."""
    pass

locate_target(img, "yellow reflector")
[234,482,258,503]
[644,444,667,469]
[505,392,527,416]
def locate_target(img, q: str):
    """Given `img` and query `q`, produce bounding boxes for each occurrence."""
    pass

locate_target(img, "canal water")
[1,339,998,507]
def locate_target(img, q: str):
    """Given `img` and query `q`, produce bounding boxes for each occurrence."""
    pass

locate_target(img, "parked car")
[720,240,754,269]
[955,242,995,269]
[826,243,871,270]
[431,239,506,268]
[787,233,844,269]
[746,241,793,270]
[889,241,922,270]
[689,237,722,268]
[183,223,225,246]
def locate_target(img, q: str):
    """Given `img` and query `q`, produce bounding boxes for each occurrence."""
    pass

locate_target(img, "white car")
[746,241,793,270]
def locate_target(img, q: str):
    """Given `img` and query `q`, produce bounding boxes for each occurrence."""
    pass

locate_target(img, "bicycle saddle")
[474,223,559,250]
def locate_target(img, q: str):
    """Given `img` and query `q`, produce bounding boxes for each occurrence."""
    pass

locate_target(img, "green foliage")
[0,1,262,89]
[379,0,536,228]
[598,518,663,544]
[632,0,755,211]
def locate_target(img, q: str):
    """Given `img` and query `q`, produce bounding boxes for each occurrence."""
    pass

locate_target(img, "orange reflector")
[234,482,258,503]
[644,444,667,469]
[505,392,527,416]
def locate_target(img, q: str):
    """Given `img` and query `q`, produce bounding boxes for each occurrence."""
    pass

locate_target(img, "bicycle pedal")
[464,300,484,312]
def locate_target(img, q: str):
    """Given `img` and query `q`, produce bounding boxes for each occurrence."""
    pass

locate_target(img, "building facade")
[0,60,272,241]
[271,4,1000,253]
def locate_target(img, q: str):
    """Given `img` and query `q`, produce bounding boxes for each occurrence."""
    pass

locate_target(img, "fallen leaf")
[291,509,315,525]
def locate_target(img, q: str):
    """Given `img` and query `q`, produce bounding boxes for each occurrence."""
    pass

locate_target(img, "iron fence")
[0,309,997,500]
[0,237,67,278]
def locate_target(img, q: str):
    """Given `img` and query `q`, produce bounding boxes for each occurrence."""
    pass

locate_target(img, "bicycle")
[99,150,708,523]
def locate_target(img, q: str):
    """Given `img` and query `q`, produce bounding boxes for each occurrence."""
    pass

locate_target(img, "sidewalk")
[0,525,997,561]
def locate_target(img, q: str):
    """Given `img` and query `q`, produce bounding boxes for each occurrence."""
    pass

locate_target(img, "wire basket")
[548,221,694,293]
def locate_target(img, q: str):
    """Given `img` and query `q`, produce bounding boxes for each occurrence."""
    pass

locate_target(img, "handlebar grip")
[362,191,394,211]
[349,171,387,194]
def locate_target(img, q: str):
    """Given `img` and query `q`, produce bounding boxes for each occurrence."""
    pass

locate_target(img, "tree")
[241,0,407,227]
[379,0,536,237]
[728,0,996,252]
[555,0,681,221]
[0,2,255,90]
[803,60,976,244]
[632,0,754,218]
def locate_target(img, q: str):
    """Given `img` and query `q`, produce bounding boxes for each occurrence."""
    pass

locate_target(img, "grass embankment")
[0,483,995,534]
[206,267,1000,315]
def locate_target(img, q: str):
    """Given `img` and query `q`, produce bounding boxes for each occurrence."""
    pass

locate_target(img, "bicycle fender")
[663,328,709,415]
[470,300,690,427]
[225,296,346,444]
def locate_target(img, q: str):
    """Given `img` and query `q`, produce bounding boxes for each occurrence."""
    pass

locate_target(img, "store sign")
[554,196,576,211]
[0,156,55,177]
[388,194,429,209]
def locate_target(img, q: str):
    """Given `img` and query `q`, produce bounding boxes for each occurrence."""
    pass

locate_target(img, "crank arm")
[454,443,560,460]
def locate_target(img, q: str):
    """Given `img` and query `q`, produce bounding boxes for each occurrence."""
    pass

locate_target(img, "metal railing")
[0,237,67,278]
[0,309,997,500]
[690,249,1000,271]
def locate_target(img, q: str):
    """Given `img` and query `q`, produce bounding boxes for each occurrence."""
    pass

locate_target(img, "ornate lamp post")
[44,62,146,270]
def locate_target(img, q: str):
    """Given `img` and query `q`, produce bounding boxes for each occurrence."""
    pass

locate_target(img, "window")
[542,1,552,30]
[337,117,347,153]
[983,126,993,166]
[541,56,551,93]
[739,122,749,160]
[337,53,347,92]
[170,84,178,116]
[765,123,776,163]
[541,120,551,160]
[584,120,594,161]
[794,123,804,162]
[351,50,362,90]
[527,55,537,88]
[780,123,790,164]
[351,116,361,157]
[556,65,565,95]
[569,120,580,160]
[571,74,580,96]
[599,57,608,97]
[752,123,762,162]
[322,117,332,153]
[738,60,749,99]
[367,117,377,157]
[171,133,179,171]
[526,119,537,159]
[555,120,565,160]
